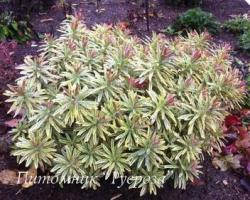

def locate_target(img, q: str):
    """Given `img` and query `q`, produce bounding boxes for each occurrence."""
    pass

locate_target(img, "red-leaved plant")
[213,109,250,175]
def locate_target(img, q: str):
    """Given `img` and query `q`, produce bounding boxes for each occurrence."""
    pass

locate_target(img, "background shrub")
[0,11,34,43]
[239,30,250,52]
[224,15,250,34]
[166,8,220,35]
[5,16,245,196]
[224,14,250,53]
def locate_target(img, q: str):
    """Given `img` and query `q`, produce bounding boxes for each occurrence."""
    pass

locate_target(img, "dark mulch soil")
[0,0,250,199]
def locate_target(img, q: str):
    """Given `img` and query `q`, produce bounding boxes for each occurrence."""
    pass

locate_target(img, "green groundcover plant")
[239,30,250,53]
[0,11,34,43]
[4,15,246,195]
[166,8,220,35]
[224,14,250,53]
[224,14,250,34]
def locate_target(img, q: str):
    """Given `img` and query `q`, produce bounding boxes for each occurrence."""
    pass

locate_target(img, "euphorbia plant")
[4,15,245,195]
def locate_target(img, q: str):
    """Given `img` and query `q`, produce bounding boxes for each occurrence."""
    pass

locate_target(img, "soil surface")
[0,0,250,199]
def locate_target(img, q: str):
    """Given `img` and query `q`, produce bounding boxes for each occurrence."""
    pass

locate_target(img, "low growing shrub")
[224,14,250,53]
[0,11,34,43]
[239,30,250,53]
[5,15,245,195]
[166,8,220,35]
[224,14,250,34]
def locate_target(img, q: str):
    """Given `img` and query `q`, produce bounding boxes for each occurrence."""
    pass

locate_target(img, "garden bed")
[0,0,250,199]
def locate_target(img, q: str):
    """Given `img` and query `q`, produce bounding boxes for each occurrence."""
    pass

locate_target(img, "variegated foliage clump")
[4,15,245,195]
